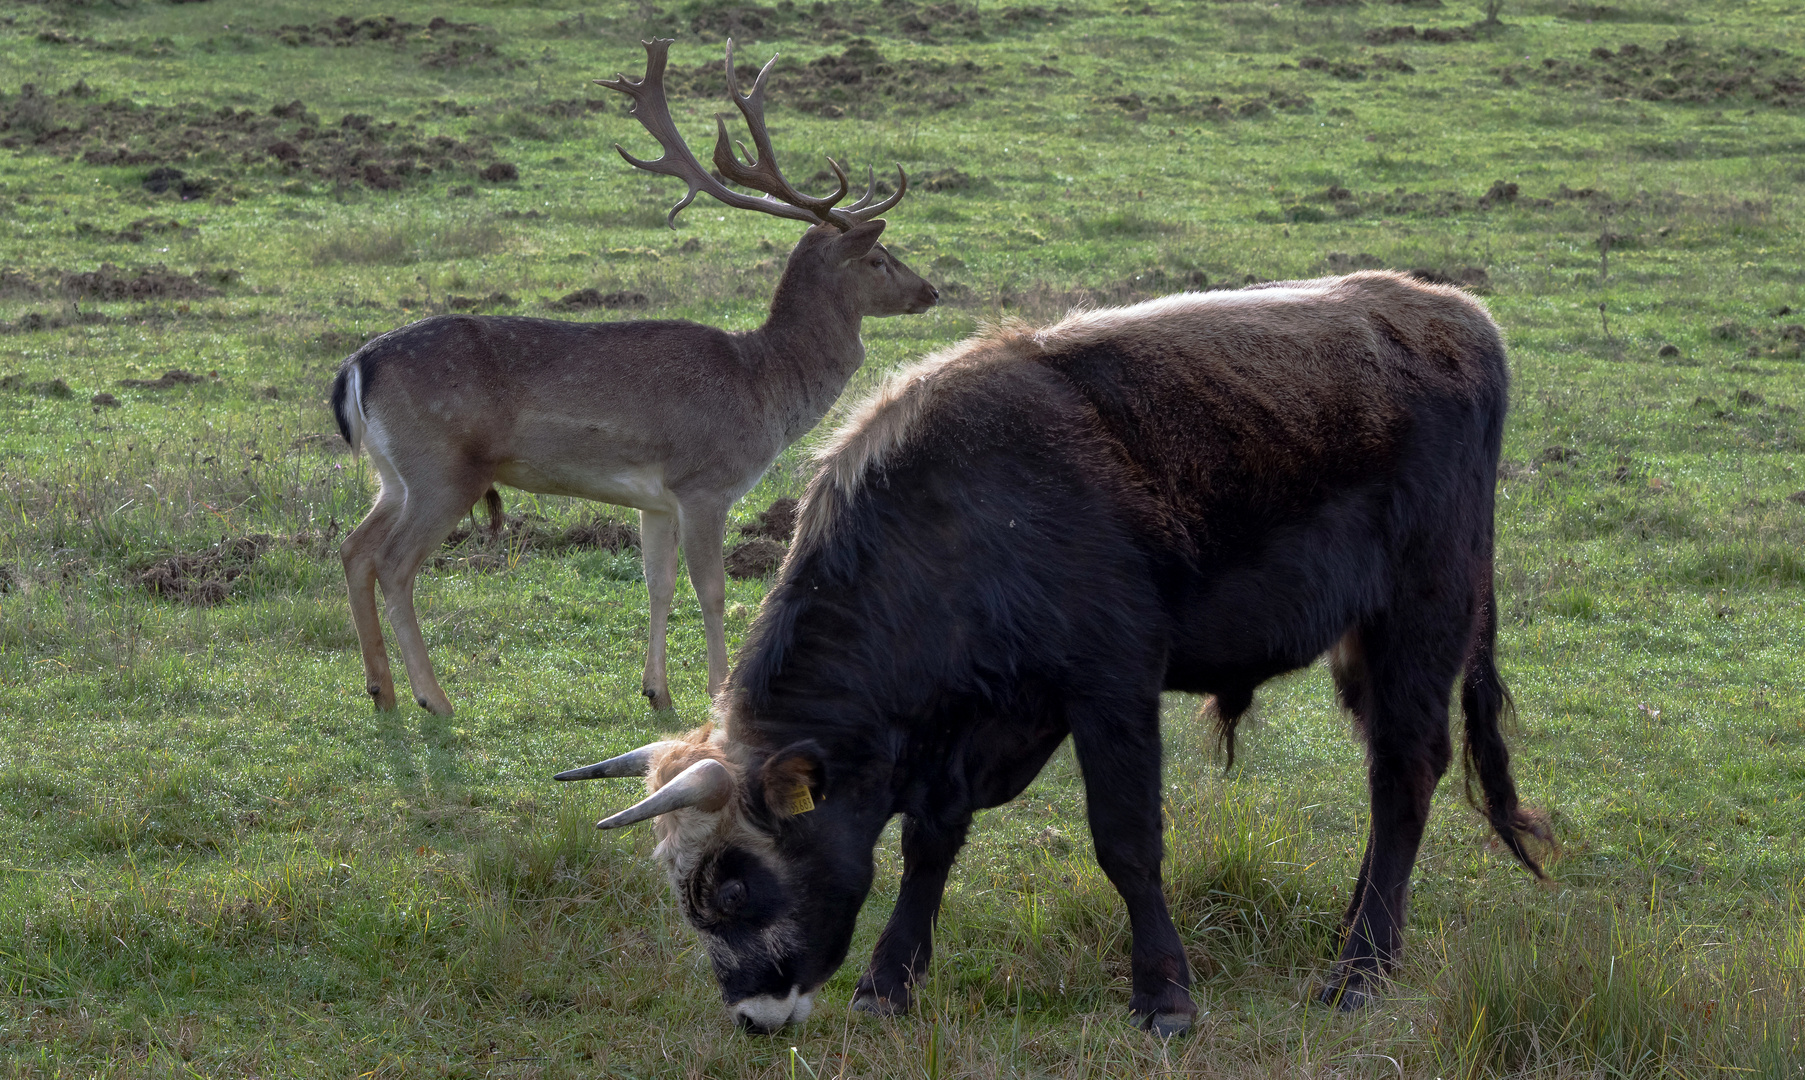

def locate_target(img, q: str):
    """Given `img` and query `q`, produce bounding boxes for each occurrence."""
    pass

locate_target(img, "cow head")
[555,725,881,1031]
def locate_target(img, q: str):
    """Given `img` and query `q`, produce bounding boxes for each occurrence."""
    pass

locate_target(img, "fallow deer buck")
[330,38,938,716]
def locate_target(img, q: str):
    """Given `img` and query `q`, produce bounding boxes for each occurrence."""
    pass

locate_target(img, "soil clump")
[119,368,205,390]
[135,535,268,605]
[726,537,787,578]
[0,81,500,193]
[1490,38,1803,107]
[738,498,798,544]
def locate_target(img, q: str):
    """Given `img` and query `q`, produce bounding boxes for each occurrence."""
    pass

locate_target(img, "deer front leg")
[639,509,681,711]
[678,496,731,702]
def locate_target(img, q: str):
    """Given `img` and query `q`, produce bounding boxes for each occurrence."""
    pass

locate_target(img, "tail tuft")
[484,488,504,542]
[330,360,364,454]
[1461,586,1553,878]
[1203,687,1255,773]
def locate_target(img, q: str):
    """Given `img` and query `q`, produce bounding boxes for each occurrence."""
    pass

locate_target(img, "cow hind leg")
[1070,695,1196,1036]
[853,814,972,1017]
[1320,613,1462,1010]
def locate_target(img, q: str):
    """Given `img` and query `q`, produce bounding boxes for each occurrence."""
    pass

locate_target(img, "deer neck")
[746,284,867,446]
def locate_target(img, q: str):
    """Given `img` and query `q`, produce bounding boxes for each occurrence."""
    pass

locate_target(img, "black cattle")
[557,271,1549,1034]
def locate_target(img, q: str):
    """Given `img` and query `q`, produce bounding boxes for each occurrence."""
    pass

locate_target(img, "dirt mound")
[554,519,641,553]
[141,166,213,200]
[135,536,268,605]
[269,14,485,47]
[739,498,798,543]
[60,264,224,302]
[549,289,649,312]
[291,432,351,454]
[73,217,195,244]
[1261,178,1656,224]
[1492,38,1803,107]
[677,1,1072,44]
[670,39,989,118]
[1366,24,1477,45]
[1108,88,1315,122]
[726,537,787,579]
[445,292,515,312]
[0,81,501,193]
[119,368,206,390]
[0,374,73,397]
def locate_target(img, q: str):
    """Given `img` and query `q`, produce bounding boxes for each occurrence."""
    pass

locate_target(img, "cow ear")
[760,741,826,819]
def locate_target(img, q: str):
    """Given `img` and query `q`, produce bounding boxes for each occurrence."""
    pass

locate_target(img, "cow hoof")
[851,991,908,1018]
[1317,981,1377,1012]
[1146,1012,1192,1038]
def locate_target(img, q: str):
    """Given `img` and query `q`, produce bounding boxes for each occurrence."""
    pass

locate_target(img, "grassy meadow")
[2,0,1805,1074]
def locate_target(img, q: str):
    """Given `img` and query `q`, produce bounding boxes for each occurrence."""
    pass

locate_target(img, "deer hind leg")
[342,492,403,710]
[678,496,730,702]
[372,466,494,717]
[639,508,681,711]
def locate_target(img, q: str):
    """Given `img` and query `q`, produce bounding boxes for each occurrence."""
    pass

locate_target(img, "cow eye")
[717,879,747,914]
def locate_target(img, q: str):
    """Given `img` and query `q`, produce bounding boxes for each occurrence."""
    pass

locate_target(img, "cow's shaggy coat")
[581,271,1548,1032]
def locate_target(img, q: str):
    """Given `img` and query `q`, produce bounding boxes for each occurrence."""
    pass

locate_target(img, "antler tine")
[712,39,847,219]
[595,39,824,230]
[839,162,909,222]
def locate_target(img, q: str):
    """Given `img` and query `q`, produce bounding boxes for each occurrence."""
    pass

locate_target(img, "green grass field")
[2,0,1804,1075]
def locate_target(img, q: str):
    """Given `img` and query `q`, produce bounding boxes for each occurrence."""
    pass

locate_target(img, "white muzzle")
[730,987,815,1032]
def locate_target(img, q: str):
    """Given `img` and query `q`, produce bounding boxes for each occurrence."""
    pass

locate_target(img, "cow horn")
[553,741,678,782]
[597,758,734,830]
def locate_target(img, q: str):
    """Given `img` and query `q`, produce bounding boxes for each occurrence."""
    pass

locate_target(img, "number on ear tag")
[786,785,815,816]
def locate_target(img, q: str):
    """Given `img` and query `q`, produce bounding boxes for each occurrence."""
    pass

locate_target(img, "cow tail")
[1461,570,1552,878]
[330,357,365,455]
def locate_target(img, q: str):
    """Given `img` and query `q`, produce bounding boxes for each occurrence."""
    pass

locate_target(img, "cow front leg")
[854,814,971,1017]
[1070,698,1195,1036]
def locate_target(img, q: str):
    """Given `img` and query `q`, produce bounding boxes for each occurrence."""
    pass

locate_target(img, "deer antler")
[713,39,848,219]
[596,39,908,230]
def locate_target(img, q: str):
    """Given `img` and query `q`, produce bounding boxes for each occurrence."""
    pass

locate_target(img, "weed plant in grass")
[2,0,1804,1075]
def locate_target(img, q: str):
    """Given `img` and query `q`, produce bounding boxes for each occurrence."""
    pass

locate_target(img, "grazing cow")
[557,271,1549,1034]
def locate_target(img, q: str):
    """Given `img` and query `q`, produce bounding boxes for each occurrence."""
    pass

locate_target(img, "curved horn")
[597,758,734,830]
[553,741,678,782]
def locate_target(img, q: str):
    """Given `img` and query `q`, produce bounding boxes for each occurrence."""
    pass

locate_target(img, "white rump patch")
[730,987,814,1030]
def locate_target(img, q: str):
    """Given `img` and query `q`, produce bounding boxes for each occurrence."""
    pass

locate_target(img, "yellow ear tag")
[785,785,815,816]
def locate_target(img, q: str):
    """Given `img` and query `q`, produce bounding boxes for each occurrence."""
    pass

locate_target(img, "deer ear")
[833,219,887,262]
[760,741,826,819]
